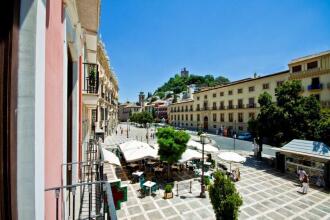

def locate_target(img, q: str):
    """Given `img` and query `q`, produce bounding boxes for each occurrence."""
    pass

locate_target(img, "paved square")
[108,127,330,220]
[115,154,330,220]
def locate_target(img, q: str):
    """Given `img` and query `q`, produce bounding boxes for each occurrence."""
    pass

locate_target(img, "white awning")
[217,152,246,163]
[101,147,121,166]
[187,140,219,153]
[179,149,203,163]
[119,140,159,163]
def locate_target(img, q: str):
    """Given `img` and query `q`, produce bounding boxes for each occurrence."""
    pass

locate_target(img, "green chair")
[151,184,158,193]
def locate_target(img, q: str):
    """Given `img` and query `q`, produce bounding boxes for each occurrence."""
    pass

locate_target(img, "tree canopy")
[154,73,229,95]
[129,111,153,125]
[209,171,243,220]
[156,127,190,164]
[317,109,330,146]
[248,80,326,146]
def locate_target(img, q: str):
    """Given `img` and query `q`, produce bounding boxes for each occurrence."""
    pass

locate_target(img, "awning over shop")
[274,139,330,161]
[119,140,159,162]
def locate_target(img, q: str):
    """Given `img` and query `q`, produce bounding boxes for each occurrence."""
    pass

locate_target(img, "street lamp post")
[127,119,130,138]
[200,133,206,198]
[233,120,237,151]
[146,122,149,144]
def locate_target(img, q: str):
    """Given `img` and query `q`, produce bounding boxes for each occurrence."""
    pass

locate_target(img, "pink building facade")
[0,0,103,219]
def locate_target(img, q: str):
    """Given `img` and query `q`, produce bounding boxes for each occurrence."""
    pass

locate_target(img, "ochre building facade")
[168,51,330,135]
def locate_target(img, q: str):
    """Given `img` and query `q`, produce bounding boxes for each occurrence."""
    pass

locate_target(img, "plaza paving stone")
[161,207,178,217]
[108,125,330,220]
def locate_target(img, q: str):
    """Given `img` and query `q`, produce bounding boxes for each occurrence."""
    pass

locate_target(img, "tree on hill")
[165,93,173,99]
[172,94,178,103]
[150,96,158,103]
[154,91,165,99]
[209,171,243,220]
[156,127,190,178]
[155,73,229,95]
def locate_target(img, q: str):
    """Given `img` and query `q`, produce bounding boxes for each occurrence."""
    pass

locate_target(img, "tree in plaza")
[209,171,243,220]
[317,109,330,146]
[139,111,153,126]
[156,127,190,178]
[129,111,153,126]
[248,80,322,147]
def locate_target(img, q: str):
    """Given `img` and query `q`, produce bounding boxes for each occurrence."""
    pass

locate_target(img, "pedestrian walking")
[298,174,309,194]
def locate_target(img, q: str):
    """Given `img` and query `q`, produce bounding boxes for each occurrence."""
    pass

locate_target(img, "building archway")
[203,116,208,131]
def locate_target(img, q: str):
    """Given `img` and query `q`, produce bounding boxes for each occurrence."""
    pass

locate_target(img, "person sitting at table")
[316,175,325,187]
[235,168,240,181]
[230,170,238,182]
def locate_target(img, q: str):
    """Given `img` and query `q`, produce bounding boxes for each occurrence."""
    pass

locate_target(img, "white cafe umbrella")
[217,151,246,172]
[179,149,203,163]
[119,140,159,163]
[187,140,218,153]
[101,147,121,166]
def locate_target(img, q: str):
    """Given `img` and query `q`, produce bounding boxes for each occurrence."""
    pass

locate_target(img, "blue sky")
[100,0,330,102]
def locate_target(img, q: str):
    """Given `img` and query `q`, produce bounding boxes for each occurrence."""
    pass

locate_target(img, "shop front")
[275,139,330,189]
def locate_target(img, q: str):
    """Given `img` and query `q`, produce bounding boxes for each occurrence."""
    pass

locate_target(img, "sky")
[100,0,330,102]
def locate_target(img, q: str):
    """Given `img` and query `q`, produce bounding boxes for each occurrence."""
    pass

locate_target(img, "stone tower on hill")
[181,67,189,78]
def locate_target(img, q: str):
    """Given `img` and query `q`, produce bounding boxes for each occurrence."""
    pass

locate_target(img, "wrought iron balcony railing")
[308,83,323,91]
[83,63,99,94]
[246,103,256,108]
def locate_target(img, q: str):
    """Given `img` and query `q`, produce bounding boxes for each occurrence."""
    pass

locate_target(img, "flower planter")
[164,192,173,199]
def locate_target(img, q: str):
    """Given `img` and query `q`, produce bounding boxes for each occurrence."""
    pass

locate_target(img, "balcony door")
[203,116,208,131]
[0,0,20,218]
[66,49,73,185]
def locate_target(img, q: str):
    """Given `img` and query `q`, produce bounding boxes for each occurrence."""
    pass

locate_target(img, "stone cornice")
[289,68,330,80]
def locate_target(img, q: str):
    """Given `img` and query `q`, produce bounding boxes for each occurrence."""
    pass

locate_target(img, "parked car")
[237,132,252,141]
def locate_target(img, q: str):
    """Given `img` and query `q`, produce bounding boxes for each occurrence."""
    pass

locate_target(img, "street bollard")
[177,184,179,196]
[190,181,192,193]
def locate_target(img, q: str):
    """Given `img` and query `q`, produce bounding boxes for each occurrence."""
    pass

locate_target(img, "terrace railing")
[44,138,118,220]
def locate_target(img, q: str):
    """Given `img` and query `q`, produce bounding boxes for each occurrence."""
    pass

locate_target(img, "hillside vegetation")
[154,74,229,98]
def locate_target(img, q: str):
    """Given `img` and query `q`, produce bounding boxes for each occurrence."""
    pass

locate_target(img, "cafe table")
[143,181,156,195]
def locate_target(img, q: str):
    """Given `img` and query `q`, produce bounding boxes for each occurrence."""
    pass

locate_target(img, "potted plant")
[164,184,173,199]
[89,68,96,86]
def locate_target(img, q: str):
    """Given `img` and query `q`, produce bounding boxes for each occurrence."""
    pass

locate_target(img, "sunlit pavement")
[106,124,330,220]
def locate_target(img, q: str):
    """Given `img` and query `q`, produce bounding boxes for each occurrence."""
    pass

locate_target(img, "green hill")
[154,74,229,98]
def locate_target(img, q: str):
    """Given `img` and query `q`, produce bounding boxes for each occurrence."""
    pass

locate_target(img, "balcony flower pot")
[89,69,96,86]
[164,184,173,199]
